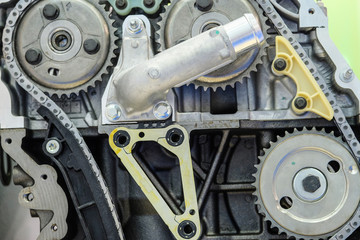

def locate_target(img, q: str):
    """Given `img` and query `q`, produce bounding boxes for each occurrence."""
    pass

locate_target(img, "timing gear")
[253,129,360,239]
[7,0,117,97]
[156,0,269,90]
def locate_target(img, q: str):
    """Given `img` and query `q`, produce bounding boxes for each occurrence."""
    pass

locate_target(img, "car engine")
[1,0,360,239]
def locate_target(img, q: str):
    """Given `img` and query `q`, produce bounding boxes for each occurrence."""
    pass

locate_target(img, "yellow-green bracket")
[272,36,334,121]
[109,125,201,240]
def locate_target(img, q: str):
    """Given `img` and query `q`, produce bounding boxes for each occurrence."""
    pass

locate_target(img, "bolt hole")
[117,135,128,145]
[48,68,60,77]
[183,224,193,235]
[309,8,315,14]
[189,209,195,215]
[5,138,12,144]
[279,196,293,209]
[327,160,340,173]
[41,174,48,180]
[171,133,181,143]
[139,132,145,138]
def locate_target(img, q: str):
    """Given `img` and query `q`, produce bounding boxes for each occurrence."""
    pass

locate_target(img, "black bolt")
[83,39,100,55]
[143,0,155,8]
[116,0,128,9]
[294,97,308,110]
[196,0,214,11]
[274,58,287,71]
[43,4,59,20]
[25,49,42,65]
[302,175,321,193]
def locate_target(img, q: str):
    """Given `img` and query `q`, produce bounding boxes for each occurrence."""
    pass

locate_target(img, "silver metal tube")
[112,14,264,117]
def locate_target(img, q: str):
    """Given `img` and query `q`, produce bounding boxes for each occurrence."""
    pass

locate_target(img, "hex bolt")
[302,175,321,193]
[143,0,155,8]
[274,58,287,71]
[128,19,142,33]
[106,104,122,121]
[116,0,128,9]
[25,49,42,65]
[153,101,172,120]
[46,139,61,155]
[84,39,100,55]
[294,97,307,110]
[43,4,59,20]
[196,0,214,11]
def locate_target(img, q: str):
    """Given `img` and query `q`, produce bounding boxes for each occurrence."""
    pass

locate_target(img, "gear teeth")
[156,0,270,90]
[11,0,119,97]
[252,128,351,240]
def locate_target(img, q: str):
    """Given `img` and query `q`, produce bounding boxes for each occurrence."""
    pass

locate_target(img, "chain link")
[2,0,123,238]
[256,0,360,239]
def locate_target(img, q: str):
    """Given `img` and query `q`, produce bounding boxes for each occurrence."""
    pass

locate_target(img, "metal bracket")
[1,129,68,240]
[272,36,334,121]
[109,125,201,240]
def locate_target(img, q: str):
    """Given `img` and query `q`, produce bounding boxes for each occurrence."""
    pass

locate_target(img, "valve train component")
[0,0,360,240]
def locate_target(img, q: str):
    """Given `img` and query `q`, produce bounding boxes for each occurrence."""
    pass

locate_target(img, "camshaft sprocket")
[7,0,118,97]
[253,128,360,240]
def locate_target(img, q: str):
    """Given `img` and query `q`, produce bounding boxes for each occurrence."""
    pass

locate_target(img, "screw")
[302,175,321,193]
[84,39,100,55]
[196,0,214,11]
[43,4,59,20]
[51,224,58,232]
[116,0,128,9]
[294,97,307,110]
[274,58,287,71]
[106,104,122,121]
[143,0,155,8]
[128,19,142,33]
[148,68,161,79]
[153,101,172,120]
[25,49,42,65]
[46,139,61,155]
[25,192,34,202]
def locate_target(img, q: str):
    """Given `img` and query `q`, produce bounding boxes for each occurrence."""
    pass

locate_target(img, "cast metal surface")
[1,0,360,239]
[157,0,269,90]
[104,14,263,121]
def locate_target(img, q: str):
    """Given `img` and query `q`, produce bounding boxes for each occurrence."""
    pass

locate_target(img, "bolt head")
[153,102,172,120]
[128,19,142,33]
[46,139,61,155]
[116,0,128,9]
[84,39,100,55]
[274,58,287,71]
[25,49,42,65]
[196,0,214,11]
[106,104,122,121]
[143,0,155,8]
[302,175,321,193]
[43,4,59,20]
[25,192,34,202]
[294,97,307,110]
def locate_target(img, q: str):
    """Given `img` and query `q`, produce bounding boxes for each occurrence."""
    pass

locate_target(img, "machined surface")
[254,129,360,239]
[13,0,116,96]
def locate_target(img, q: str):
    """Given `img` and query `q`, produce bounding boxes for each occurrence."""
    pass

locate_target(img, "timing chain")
[256,0,360,239]
[2,0,124,239]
